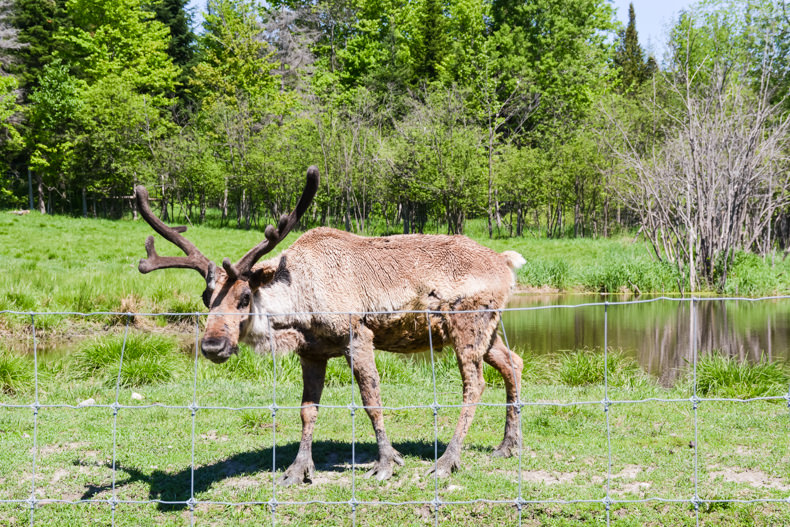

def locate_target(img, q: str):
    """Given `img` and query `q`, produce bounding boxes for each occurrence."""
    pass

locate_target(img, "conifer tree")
[8,0,66,95]
[412,0,446,85]
[614,3,654,92]
[151,0,195,101]
[152,0,194,68]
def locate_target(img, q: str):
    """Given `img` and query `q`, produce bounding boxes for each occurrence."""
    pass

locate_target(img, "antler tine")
[135,185,212,278]
[225,166,320,279]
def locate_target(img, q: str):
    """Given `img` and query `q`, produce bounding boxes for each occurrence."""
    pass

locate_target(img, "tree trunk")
[36,174,46,214]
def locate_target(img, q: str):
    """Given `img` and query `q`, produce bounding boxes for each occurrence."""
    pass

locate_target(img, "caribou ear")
[249,263,277,289]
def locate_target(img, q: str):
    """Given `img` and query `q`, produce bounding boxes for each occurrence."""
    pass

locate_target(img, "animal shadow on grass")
[78,439,445,511]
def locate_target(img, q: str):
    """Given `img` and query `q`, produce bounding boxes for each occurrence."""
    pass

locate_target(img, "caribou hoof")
[425,453,460,479]
[492,437,521,458]
[277,458,315,486]
[365,449,405,481]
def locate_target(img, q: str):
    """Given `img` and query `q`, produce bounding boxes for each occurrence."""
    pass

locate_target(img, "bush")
[694,354,789,399]
[74,333,184,387]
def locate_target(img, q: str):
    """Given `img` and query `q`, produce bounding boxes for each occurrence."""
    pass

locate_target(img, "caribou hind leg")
[278,356,327,486]
[483,335,523,458]
[346,325,404,481]
[427,305,498,478]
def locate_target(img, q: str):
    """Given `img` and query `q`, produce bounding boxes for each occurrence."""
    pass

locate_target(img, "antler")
[135,185,213,279]
[222,165,320,280]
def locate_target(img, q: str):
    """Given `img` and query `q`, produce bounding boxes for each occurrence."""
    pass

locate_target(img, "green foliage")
[0,74,22,151]
[58,0,179,98]
[73,333,183,387]
[191,0,279,109]
[7,0,67,92]
[520,258,570,290]
[694,354,789,399]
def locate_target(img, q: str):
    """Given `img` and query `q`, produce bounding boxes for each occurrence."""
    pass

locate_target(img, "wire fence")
[1,296,790,526]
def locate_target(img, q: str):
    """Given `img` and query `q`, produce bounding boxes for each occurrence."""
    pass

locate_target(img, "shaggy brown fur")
[200,228,526,484]
[136,168,525,485]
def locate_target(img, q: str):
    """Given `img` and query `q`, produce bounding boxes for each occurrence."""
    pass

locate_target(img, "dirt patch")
[709,468,790,491]
[616,481,651,495]
[200,429,229,442]
[521,470,577,485]
[34,441,90,457]
[223,476,264,490]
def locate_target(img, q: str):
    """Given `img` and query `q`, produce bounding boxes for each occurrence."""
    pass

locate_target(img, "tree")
[411,0,446,84]
[491,0,616,132]
[191,0,286,225]
[614,3,655,93]
[151,0,196,100]
[606,12,790,290]
[6,0,65,94]
[36,0,181,214]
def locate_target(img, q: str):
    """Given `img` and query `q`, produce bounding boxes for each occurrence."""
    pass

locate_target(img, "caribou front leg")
[278,356,327,486]
[346,326,404,481]
[427,351,485,477]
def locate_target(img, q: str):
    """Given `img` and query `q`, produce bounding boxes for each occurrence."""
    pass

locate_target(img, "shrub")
[74,333,183,387]
[694,354,789,399]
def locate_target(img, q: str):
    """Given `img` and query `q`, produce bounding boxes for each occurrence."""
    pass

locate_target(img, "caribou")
[135,166,526,485]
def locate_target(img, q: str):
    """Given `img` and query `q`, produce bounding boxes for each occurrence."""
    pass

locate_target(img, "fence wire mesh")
[1,296,789,526]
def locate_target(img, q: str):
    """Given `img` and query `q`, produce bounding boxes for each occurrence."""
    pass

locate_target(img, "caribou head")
[135,166,319,363]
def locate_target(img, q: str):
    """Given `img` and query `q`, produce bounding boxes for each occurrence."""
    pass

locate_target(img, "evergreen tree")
[411,0,446,85]
[151,0,194,68]
[151,0,195,100]
[614,3,654,92]
[8,0,66,95]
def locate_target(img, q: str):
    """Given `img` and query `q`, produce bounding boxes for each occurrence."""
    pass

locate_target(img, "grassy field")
[1,333,789,526]
[1,212,789,332]
[1,212,789,525]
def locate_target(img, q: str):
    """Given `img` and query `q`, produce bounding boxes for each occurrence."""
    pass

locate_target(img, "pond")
[502,294,790,386]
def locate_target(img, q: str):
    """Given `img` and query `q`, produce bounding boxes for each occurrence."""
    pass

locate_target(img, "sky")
[187,0,694,58]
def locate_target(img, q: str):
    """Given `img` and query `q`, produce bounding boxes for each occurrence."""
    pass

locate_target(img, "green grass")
[72,334,185,387]
[2,212,789,338]
[556,349,654,389]
[694,354,790,399]
[0,349,35,394]
[0,340,789,526]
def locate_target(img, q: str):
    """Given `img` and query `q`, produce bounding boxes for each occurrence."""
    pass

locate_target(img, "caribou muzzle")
[200,336,238,363]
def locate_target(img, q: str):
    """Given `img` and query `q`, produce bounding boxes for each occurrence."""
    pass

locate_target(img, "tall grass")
[0,349,35,394]
[4,213,789,332]
[73,333,185,387]
[694,354,789,399]
[557,349,651,388]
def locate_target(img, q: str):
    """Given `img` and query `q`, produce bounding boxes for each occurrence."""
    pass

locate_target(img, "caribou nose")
[201,337,233,363]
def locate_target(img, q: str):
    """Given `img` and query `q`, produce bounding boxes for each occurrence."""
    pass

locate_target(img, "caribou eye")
[238,292,251,309]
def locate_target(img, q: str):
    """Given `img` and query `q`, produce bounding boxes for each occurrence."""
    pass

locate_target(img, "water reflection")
[502,295,790,386]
